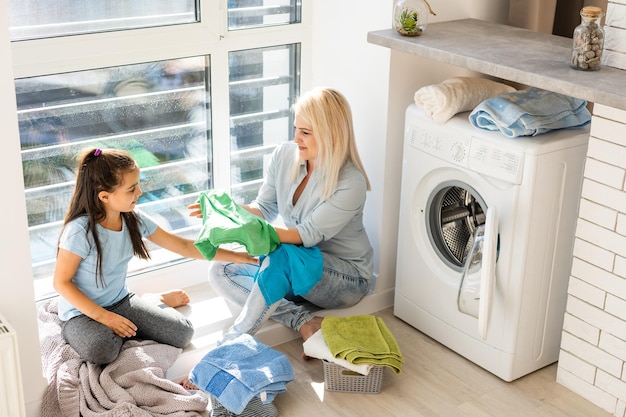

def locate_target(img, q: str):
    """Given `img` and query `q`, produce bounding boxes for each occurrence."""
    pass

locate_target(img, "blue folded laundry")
[469,87,591,137]
[255,244,324,305]
[189,334,294,415]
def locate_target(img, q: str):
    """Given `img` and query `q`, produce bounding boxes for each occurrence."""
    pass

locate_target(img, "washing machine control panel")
[408,126,469,162]
[407,126,524,184]
[468,137,524,184]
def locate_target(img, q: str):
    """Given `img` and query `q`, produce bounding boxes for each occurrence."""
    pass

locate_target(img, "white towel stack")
[414,77,516,124]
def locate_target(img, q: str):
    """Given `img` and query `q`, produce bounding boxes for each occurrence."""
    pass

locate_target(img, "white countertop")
[367,18,626,111]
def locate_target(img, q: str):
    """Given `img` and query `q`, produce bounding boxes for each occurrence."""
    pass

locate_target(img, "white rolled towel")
[414,77,516,124]
[303,329,373,375]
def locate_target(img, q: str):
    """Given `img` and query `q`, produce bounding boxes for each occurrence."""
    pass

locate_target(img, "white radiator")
[0,314,26,417]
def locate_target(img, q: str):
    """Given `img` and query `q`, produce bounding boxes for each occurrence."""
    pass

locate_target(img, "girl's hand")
[187,203,203,219]
[214,248,260,265]
[101,311,138,338]
[237,252,260,265]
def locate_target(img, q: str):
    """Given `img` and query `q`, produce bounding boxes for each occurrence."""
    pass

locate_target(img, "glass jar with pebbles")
[570,6,604,71]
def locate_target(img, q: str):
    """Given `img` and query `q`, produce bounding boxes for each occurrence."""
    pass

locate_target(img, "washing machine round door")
[425,180,498,339]
[426,181,488,271]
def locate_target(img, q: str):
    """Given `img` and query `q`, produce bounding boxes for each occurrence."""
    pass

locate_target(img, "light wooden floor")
[269,307,612,417]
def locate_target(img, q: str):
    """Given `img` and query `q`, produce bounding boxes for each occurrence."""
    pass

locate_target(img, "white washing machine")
[394,104,589,382]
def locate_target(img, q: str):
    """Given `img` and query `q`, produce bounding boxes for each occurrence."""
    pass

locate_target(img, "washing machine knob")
[451,142,466,162]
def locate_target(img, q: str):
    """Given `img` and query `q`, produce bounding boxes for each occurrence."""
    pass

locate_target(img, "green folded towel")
[194,190,280,260]
[321,315,404,374]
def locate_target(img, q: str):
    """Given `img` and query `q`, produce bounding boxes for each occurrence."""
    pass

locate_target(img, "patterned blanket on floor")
[38,299,208,417]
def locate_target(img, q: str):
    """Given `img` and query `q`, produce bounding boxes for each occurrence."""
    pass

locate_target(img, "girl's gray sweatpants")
[61,292,194,365]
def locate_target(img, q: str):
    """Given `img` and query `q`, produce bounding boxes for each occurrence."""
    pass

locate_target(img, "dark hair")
[60,148,150,287]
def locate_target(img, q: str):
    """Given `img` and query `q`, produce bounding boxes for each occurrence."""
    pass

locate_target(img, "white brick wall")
[604,0,626,69]
[557,102,626,417]
[557,6,626,414]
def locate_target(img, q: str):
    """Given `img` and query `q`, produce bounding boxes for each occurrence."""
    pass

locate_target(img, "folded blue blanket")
[469,87,591,137]
[189,334,294,415]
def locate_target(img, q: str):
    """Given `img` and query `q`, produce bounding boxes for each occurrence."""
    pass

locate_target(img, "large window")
[8,1,199,41]
[9,0,304,301]
[228,0,301,30]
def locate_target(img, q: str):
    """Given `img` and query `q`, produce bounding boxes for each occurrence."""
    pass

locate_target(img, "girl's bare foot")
[143,289,190,308]
[160,289,190,308]
[179,377,200,391]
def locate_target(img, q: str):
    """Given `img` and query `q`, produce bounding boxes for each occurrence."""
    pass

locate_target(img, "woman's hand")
[188,201,263,219]
[187,202,202,219]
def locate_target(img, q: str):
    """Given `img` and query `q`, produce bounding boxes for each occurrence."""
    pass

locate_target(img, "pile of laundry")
[414,77,591,137]
[194,189,324,306]
[303,315,403,376]
[188,333,294,417]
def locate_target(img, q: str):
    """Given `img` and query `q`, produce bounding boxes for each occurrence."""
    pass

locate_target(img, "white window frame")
[11,0,313,293]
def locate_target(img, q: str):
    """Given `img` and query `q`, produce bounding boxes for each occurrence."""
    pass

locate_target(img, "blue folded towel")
[469,87,591,137]
[255,244,324,305]
[189,334,294,415]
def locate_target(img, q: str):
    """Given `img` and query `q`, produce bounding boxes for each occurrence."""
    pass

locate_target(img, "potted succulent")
[393,0,436,37]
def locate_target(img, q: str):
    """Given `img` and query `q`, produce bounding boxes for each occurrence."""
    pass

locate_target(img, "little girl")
[54,148,256,365]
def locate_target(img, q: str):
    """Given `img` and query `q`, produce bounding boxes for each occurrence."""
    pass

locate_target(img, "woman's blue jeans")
[208,251,369,342]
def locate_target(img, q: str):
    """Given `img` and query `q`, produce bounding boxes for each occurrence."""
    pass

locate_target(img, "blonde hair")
[290,87,370,200]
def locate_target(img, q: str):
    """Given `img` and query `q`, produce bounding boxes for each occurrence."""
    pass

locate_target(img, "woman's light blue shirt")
[57,211,158,321]
[252,142,374,280]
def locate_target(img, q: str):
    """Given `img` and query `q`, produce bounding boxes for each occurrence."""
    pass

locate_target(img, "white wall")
[557,105,626,417]
[0,2,48,416]
[309,0,393,291]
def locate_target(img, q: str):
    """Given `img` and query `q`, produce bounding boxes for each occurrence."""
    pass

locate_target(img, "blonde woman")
[193,87,373,348]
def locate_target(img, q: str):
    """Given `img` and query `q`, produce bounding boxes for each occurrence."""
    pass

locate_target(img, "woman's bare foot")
[299,316,324,341]
[143,289,190,308]
[299,316,324,360]
[179,377,200,391]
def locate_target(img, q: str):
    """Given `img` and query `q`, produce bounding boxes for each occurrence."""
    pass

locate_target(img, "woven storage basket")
[322,361,384,394]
